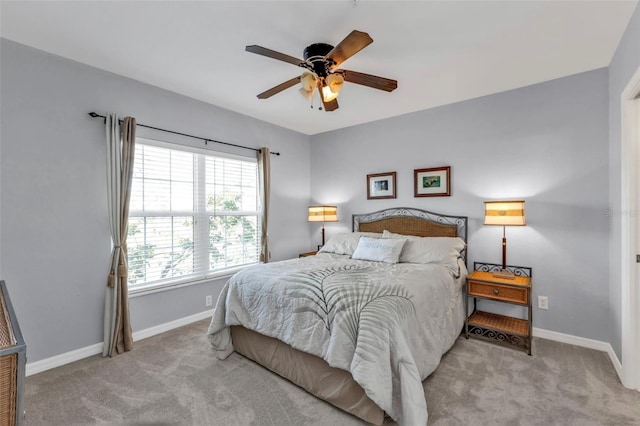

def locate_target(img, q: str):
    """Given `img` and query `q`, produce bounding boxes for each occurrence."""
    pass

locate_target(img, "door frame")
[620,64,640,391]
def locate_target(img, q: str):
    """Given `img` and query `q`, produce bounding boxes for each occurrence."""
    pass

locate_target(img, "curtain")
[258,147,271,263]
[103,114,136,357]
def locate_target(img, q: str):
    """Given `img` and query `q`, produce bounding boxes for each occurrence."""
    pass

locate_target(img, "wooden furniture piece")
[0,281,26,426]
[298,250,318,258]
[465,262,532,355]
[231,207,468,424]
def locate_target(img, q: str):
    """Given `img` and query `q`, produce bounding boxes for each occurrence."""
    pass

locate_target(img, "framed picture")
[367,172,397,200]
[414,166,451,197]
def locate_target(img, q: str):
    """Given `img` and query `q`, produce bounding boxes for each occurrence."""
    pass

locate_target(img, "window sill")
[128,264,256,298]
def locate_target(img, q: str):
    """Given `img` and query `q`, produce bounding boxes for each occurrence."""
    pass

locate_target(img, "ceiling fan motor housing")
[303,43,334,76]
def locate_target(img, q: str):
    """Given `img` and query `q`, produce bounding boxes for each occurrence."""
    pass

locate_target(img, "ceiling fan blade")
[325,30,373,68]
[341,69,398,92]
[322,98,339,112]
[257,76,301,99]
[245,45,304,67]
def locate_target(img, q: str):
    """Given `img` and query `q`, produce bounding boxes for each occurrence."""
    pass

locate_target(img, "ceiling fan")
[245,30,398,112]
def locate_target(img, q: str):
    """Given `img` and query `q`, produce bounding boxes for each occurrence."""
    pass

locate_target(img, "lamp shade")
[308,206,338,222]
[326,73,344,94]
[484,201,526,226]
[300,72,317,91]
[299,72,317,100]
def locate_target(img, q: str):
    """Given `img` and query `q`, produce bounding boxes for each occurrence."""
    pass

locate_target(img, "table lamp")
[308,205,338,247]
[484,200,526,279]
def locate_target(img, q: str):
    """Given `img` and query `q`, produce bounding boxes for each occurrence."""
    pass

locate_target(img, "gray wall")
[2,2,639,364]
[608,4,640,360]
[0,39,312,362]
[310,68,611,343]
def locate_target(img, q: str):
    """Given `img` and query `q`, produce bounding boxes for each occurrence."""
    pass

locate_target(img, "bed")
[207,207,468,425]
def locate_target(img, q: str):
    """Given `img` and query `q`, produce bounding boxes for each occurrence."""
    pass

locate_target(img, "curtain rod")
[88,112,280,156]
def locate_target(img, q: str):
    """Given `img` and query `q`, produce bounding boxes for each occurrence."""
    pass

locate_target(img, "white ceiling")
[1,1,637,135]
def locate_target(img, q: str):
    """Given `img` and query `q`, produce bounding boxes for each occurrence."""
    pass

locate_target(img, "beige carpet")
[24,320,640,425]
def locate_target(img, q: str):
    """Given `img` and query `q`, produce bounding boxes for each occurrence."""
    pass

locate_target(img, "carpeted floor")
[24,320,640,425]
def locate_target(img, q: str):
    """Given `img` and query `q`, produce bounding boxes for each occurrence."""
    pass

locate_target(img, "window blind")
[127,140,260,289]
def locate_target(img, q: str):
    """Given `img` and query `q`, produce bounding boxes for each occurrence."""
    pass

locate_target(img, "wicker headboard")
[352,207,468,263]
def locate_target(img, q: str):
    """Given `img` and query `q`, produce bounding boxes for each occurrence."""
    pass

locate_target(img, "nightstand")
[299,251,318,258]
[465,262,533,355]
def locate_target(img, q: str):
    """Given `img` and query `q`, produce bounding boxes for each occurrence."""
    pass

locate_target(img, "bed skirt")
[231,326,386,425]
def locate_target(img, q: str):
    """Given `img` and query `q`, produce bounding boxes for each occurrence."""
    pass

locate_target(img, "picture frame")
[367,172,397,200]
[414,166,451,197]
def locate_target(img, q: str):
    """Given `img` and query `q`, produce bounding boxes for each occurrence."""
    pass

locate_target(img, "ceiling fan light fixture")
[326,73,344,94]
[321,84,339,102]
[299,72,318,100]
[299,87,315,100]
[300,72,317,91]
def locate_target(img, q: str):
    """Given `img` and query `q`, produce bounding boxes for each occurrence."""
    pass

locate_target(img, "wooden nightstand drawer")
[465,265,533,355]
[468,281,528,304]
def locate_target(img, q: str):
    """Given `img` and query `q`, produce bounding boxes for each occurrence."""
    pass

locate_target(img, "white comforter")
[207,253,467,425]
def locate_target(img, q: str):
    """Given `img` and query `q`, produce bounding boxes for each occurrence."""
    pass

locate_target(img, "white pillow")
[318,232,382,256]
[351,236,406,264]
[382,230,465,273]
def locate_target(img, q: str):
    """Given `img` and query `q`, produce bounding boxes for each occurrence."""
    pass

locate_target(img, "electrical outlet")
[538,296,548,310]
[205,295,213,307]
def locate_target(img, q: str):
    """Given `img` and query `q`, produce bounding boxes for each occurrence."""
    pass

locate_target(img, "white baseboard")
[26,317,624,382]
[26,342,104,377]
[26,309,214,377]
[131,309,214,341]
[533,327,623,381]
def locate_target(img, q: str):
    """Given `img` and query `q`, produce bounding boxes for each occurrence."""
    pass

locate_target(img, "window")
[127,139,261,290]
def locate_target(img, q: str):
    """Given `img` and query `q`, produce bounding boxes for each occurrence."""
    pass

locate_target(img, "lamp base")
[492,269,516,280]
